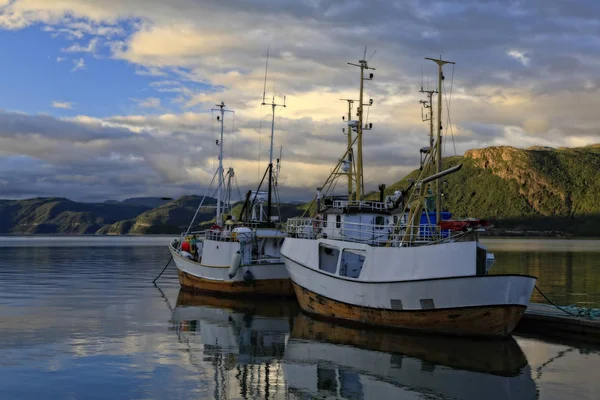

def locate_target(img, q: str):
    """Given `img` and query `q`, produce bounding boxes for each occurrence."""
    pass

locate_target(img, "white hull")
[169,241,293,296]
[281,237,536,336]
[170,244,289,282]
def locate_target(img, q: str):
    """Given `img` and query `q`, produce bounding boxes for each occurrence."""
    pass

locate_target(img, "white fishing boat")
[281,54,537,337]
[169,99,293,297]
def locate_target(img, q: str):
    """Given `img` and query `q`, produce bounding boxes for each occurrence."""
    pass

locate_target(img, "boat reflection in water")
[171,290,537,400]
[171,290,298,399]
[284,314,537,400]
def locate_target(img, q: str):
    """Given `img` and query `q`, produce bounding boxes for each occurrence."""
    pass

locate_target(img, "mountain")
[97,195,218,235]
[121,197,173,208]
[374,144,600,236]
[2,144,598,236]
[0,197,150,234]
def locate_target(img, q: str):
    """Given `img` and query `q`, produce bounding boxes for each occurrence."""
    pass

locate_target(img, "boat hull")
[178,269,294,297]
[292,281,526,337]
[170,243,294,297]
[281,238,536,337]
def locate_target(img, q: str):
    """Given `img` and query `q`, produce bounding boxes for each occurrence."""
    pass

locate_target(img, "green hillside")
[0,197,150,234]
[99,195,217,234]
[2,144,598,236]
[372,144,600,236]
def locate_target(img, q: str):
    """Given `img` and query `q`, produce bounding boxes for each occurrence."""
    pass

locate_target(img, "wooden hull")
[292,281,526,337]
[178,269,295,297]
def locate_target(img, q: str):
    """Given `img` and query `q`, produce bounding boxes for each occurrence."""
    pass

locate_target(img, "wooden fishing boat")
[168,100,293,297]
[281,54,536,337]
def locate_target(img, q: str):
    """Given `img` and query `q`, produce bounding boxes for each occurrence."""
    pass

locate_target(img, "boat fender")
[180,250,193,259]
[228,251,242,278]
[243,269,254,283]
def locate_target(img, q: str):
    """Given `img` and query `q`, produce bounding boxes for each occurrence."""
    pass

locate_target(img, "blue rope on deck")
[559,305,600,320]
[535,286,600,320]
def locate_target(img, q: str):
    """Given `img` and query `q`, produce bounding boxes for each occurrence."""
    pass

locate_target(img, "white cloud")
[135,97,162,109]
[507,50,530,66]
[62,37,98,53]
[56,56,66,62]
[0,0,599,200]
[71,57,85,72]
[51,101,74,109]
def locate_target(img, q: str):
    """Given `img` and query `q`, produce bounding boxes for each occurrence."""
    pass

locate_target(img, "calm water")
[0,236,599,400]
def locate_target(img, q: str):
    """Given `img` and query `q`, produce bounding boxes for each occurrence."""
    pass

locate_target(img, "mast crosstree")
[425,56,454,224]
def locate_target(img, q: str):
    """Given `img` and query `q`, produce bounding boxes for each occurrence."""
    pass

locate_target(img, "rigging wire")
[443,63,457,156]
[258,117,262,187]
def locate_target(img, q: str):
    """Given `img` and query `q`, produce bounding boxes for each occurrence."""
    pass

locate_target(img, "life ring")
[209,224,222,231]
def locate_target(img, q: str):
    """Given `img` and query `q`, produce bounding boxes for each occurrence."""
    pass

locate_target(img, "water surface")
[0,237,598,399]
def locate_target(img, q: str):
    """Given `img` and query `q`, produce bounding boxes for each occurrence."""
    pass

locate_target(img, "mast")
[425,56,454,224]
[340,99,356,201]
[348,50,375,200]
[261,49,286,223]
[211,101,234,226]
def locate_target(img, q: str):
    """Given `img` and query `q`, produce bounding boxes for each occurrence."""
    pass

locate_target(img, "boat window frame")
[339,248,366,279]
[318,243,340,274]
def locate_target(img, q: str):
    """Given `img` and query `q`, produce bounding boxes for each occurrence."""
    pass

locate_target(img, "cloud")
[51,101,74,109]
[0,0,599,201]
[134,97,162,109]
[71,57,85,72]
[507,50,530,67]
[62,37,98,54]
[56,56,65,62]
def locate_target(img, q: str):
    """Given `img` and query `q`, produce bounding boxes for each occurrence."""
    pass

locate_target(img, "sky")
[0,0,599,203]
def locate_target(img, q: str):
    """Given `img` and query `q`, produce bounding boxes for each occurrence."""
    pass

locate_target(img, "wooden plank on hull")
[291,282,526,337]
[178,269,295,297]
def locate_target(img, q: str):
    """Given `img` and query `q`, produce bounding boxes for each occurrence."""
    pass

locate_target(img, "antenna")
[262,47,269,104]
[210,101,235,226]
[260,47,287,224]
[425,56,455,227]
[347,50,376,200]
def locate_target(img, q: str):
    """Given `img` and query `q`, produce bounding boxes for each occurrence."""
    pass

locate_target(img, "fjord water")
[0,237,598,400]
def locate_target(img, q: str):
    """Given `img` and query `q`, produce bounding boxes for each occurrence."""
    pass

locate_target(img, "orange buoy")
[181,241,191,252]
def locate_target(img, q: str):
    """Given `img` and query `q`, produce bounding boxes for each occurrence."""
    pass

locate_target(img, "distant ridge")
[2,144,599,236]
[371,144,600,236]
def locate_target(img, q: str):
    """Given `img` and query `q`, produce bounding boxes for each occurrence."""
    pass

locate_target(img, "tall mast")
[261,49,286,223]
[419,90,436,155]
[340,99,356,201]
[348,51,375,200]
[211,101,234,226]
[425,56,454,225]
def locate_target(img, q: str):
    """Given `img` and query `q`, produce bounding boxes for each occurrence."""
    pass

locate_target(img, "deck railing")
[286,217,459,247]
[331,200,389,211]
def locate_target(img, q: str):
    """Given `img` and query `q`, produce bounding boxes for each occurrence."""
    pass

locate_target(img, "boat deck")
[517,303,600,344]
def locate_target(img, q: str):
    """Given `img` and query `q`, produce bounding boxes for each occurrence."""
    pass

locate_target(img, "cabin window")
[323,214,328,228]
[393,215,399,224]
[319,243,339,274]
[339,249,366,278]
[336,215,341,228]
[375,216,385,227]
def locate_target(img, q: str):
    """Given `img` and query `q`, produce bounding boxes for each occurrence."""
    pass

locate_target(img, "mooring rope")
[535,286,600,320]
[152,255,173,283]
